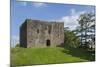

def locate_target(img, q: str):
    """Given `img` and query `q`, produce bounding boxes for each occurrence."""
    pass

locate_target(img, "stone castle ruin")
[20,19,64,48]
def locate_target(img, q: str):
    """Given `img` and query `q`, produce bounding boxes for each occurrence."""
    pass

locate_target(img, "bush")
[64,29,80,48]
[15,44,20,47]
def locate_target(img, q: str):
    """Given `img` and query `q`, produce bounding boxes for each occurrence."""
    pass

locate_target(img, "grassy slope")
[11,47,95,66]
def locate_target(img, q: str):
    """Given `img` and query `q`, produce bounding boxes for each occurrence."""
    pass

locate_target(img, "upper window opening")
[48,28,51,34]
[37,29,39,33]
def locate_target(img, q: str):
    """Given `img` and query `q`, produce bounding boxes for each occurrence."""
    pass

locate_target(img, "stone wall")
[20,19,64,48]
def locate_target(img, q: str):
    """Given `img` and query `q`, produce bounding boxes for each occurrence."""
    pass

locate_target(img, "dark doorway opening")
[46,39,50,46]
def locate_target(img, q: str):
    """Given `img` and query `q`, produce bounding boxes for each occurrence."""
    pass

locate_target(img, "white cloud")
[20,2,27,6]
[19,2,46,7]
[58,9,86,30]
[33,2,47,8]
[23,2,27,6]
[11,35,19,47]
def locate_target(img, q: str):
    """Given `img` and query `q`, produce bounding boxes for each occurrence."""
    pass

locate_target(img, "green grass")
[11,47,95,66]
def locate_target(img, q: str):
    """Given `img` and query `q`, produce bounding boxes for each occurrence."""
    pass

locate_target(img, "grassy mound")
[11,47,95,66]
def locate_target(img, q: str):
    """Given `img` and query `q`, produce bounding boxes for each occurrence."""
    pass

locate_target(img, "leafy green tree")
[77,12,95,48]
[64,28,80,48]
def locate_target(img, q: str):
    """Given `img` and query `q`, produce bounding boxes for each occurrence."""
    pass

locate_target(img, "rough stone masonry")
[20,19,64,48]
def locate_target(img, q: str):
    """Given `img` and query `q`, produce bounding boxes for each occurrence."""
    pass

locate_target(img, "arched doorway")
[46,39,50,46]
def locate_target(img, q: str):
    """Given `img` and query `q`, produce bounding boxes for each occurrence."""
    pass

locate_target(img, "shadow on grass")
[60,45,95,61]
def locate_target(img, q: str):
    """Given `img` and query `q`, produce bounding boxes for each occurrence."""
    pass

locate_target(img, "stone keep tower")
[20,19,64,48]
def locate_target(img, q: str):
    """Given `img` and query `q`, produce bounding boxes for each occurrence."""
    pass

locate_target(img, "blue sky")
[11,0,95,47]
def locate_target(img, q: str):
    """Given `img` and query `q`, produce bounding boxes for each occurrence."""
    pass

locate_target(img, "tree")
[64,28,80,48]
[77,12,95,48]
